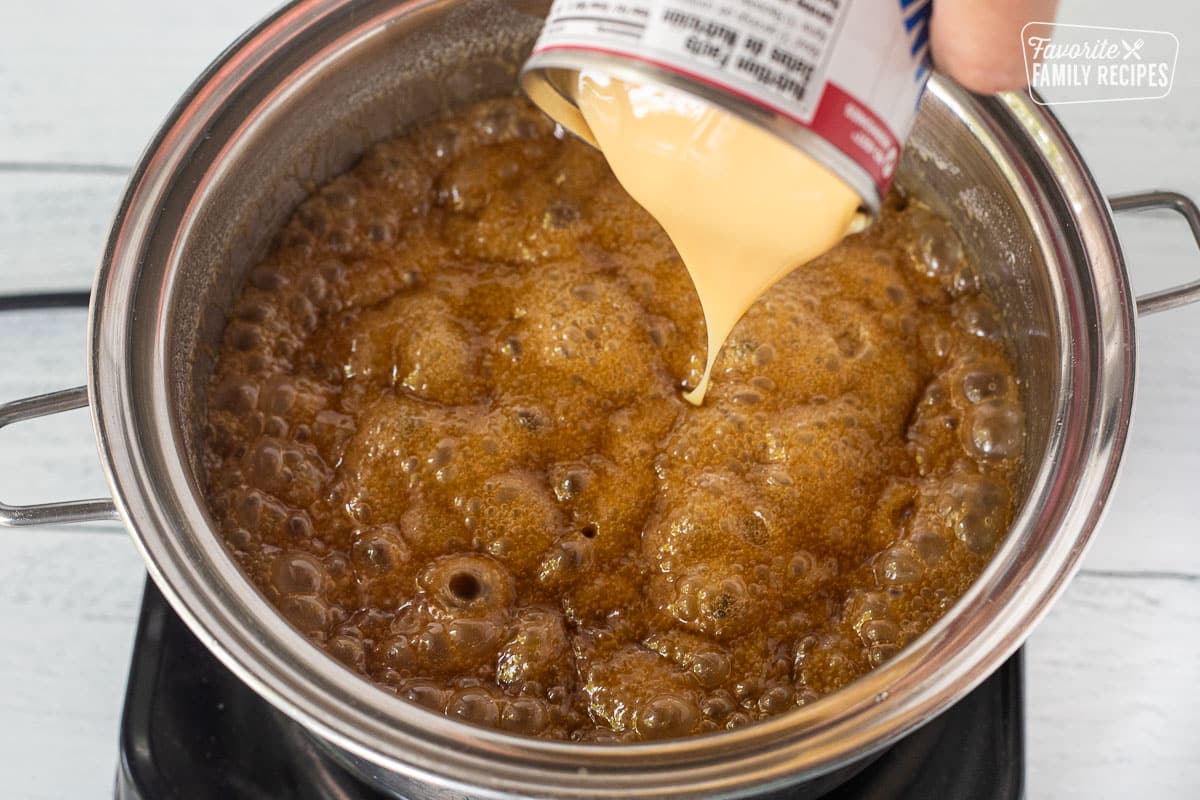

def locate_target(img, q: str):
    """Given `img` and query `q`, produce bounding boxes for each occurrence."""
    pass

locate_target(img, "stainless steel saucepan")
[3,0,1199,797]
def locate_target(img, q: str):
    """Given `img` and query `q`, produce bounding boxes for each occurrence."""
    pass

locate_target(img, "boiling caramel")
[203,97,1024,742]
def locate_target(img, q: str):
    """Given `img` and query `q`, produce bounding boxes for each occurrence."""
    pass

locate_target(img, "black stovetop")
[116,580,1024,799]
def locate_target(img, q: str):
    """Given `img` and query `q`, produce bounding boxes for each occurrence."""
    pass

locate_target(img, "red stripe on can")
[809,82,902,192]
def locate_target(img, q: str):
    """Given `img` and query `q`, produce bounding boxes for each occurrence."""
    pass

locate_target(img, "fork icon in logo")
[1122,38,1145,60]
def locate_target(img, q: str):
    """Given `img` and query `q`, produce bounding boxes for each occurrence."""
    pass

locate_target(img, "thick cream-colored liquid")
[574,72,863,404]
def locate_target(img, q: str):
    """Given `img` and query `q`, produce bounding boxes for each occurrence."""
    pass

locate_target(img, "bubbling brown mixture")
[203,97,1025,742]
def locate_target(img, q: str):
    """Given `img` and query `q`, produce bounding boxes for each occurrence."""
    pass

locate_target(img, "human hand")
[931,0,1059,93]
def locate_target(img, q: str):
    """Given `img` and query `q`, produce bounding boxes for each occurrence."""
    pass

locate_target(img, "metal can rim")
[520,48,884,214]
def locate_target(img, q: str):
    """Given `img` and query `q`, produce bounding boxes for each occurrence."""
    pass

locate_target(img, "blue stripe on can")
[904,4,931,34]
[910,23,929,56]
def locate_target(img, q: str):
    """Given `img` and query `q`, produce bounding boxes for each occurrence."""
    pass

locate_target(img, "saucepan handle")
[1108,190,1200,316]
[0,386,119,526]
[0,292,119,527]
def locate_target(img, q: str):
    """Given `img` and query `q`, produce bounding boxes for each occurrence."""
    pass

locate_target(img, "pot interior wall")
[170,0,1054,570]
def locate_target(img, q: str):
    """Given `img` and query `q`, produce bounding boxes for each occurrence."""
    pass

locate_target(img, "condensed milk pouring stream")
[522,0,933,403]
[572,73,864,403]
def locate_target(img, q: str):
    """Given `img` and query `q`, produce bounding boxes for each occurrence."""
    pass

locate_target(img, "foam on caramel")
[203,98,1024,742]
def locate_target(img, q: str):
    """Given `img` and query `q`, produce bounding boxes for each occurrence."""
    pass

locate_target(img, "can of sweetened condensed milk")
[521,0,933,212]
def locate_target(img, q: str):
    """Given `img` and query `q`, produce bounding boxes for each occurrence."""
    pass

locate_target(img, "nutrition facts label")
[531,0,932,193]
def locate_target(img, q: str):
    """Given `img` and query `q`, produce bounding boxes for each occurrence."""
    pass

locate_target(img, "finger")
[930,0,1059,93]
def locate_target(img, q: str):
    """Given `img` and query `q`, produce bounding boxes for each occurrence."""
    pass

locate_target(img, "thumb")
[930,0,1059,93]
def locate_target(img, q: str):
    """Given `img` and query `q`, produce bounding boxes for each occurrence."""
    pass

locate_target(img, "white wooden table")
[2,1,1198,797]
